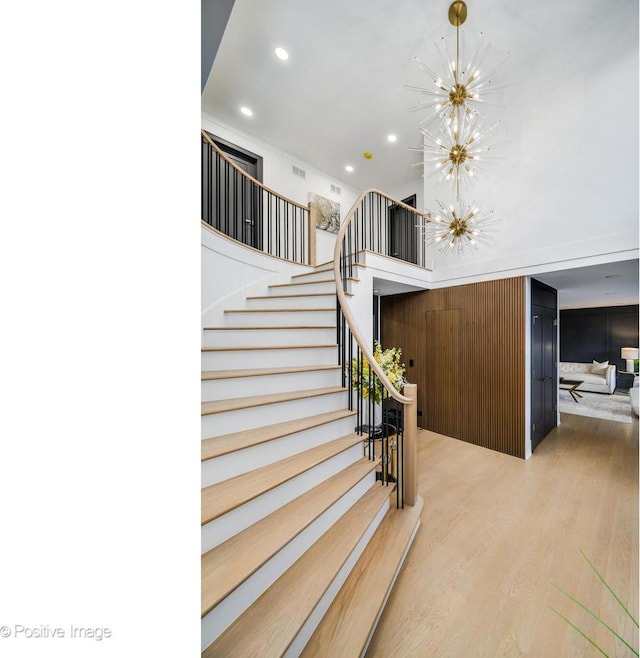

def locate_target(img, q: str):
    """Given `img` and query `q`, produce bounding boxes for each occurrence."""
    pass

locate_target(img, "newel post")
[308,203,317,267]
[403,383,418,506]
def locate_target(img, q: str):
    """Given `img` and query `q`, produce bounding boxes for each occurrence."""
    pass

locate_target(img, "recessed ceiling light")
[345,165,354,172]
[387,134,397,142]
[240,106,253,117]
[275,47,289,60]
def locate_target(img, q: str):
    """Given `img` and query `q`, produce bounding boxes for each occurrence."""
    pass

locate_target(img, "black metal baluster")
[223,160,228,237]
[285,204,289,260]
[275,198,280,258]
[214,147,219,228]
[398,421,404,509]
[207,144,211,226]
[292,206,297,263]
[214,148,219,230]
[337,302,343,383]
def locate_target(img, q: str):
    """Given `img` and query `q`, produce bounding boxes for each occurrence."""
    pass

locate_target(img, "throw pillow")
[591,360,609,375]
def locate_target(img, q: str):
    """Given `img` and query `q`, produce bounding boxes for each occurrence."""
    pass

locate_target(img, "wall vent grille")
[331,184,341,196]
[292,165,306,179]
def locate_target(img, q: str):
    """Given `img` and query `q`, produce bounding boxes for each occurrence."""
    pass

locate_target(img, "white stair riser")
[224,309,336,327]
[202,368,342,402]
[201,443,366,553]
[202,391,348,438]
[201,473,376,652]
[201,346,338,370]
[269,281,337,295]
[245,295,336,310]
[284,496,390,658]
[202,416,359,487]
[202,327,337,348]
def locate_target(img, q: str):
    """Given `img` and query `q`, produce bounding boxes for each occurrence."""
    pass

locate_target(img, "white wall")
[202,113,362,265]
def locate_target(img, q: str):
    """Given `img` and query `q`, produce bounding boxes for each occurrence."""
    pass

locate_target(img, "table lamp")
[621,347,638,373]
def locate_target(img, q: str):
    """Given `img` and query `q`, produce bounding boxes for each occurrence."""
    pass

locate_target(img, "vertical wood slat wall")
[381,277,526,459]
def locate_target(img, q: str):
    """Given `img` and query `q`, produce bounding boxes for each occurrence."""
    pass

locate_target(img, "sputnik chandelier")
[409,0,504,255]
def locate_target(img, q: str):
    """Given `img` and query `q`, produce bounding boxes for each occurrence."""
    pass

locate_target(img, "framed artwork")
[310,193,340,234]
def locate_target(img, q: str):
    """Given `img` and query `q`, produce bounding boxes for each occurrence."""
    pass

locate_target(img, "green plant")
[549,549,639,657]
[351,341,407,405]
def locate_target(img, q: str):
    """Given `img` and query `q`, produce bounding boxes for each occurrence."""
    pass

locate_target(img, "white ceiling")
[202,0,639,309]
[532,260,639,310]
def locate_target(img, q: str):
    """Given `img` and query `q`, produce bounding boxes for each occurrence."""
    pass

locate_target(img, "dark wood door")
[389,195,417,264]
[425,308,462,437]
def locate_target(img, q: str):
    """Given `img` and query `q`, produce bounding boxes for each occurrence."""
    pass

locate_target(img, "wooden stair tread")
[201,386,346,416]
[301,495,424,657]
[202,482,392,657]
[247,293,337,300]
[291,262,366,279]
[201,364,340,381]
[201,409,356,461]
[202,325,336,331]
[201,458,378,616]
[269,277,358,289]
[269,278,335,287]
[291,267,333,278]
[201,433,363,524]
[201,344,337,353]
[224,307,335,313]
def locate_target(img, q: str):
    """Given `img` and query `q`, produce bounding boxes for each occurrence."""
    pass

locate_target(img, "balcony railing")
[201,131,313,265]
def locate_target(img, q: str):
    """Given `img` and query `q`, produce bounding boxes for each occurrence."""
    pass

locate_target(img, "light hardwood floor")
[367,412,639,657]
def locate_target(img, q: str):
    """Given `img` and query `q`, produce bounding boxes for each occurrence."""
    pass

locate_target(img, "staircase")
[201,262,423,656]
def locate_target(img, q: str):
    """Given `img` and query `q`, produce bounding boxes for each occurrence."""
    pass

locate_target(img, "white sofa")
[559,361,616,395]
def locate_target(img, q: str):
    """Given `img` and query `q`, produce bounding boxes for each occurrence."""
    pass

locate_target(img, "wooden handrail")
[333,188,431,405]
[403,383,418,506]
[201,131,308,212]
